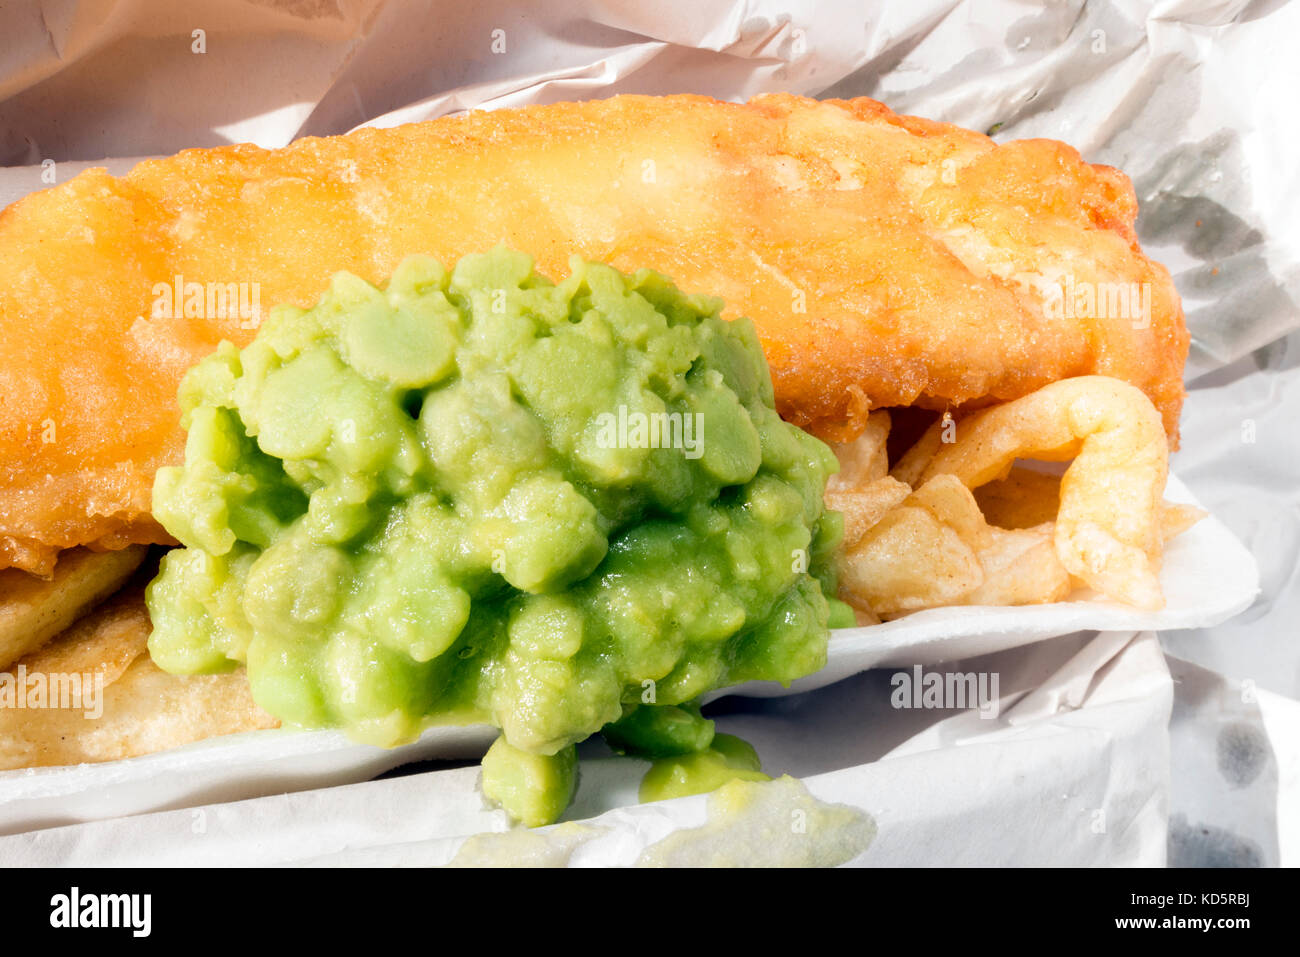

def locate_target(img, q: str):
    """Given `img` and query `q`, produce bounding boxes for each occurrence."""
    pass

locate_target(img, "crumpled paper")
[1165,653,1300,866]
[0,0,1295,865]
[0,631,1170,866]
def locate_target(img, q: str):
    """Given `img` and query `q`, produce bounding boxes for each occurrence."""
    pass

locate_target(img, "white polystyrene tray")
[0,473,1257,835]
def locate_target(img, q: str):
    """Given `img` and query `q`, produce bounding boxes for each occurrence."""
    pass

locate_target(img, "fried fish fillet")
[0,93,1187,573]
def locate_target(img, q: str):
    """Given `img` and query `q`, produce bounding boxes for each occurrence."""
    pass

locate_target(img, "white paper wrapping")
[0,630,1171,867]
[0,0,1295,865]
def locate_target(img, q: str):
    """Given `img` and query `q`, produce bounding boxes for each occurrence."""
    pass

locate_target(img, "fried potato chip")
[888,410,1001,489]
[0,582,277,770]
[972,467,1063,530]
[833,379,1193,617]
[908,473,988,546]
[837,504,983,618]
[837,474,1076,616]
[918,376,1169,609]
[967,524,1072,606]
[0,545,147,671]
[828,410,892,491]
[825,477,912,550]
[1162,503,1207,541]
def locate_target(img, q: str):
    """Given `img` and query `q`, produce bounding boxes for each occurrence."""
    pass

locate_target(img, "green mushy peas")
[146,248,850,825]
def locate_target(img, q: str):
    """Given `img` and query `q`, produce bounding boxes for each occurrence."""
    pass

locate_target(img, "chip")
[831,377,1202,617]
[0,546,147,671]
[0,583,277,770]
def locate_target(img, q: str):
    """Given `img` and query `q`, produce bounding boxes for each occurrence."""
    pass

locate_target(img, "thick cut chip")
[0,546,146,670]
[0,583,277,770]
[827,410,892,490]
[836,504,984,617]
[824,478,912,550]
[919,376,1169,609]
[967,524,1072,606]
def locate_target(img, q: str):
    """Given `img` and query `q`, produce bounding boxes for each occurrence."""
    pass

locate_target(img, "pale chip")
[825,477,911,550]
[917,376,1168,610]
[0,545,147,671]
[908,474,988,547]
[837,504,983,618]
[827,410,892,491]
[967,524,1072,606]
[0,583,277,770]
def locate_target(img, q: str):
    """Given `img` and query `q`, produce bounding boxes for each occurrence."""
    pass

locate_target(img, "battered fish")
[0,94,1187,573]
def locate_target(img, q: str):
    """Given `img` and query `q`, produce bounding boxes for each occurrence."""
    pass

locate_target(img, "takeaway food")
[0,545,146,669]
[0,93,1187,576]
[830,382,1205,619]
[0,572,276,770]
[0,93,1198,826]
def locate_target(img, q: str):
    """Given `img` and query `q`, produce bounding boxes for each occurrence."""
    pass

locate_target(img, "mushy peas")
[146,248,849,825]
